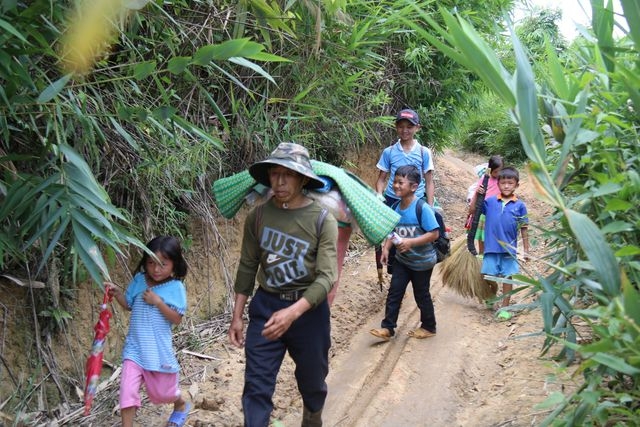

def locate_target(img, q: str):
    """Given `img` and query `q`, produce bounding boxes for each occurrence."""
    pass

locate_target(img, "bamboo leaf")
[70,209,119,246]
[617,62,640,111]
[72,219,111,283]
[0,18,29,43]
[133,61,157,80]
[171,116,225,150]
[601,221,635,234]
[22,207,66,250]
[229,57,276,84]
[167,56,191,74]
[442,11,516,107]
[622,274,640,328]
[36,215,71,275]
[109,117,140,150]
[402,18,471,71]
[615,246,640,257]
[59,144,105,195]
[244,51,291,62]
[62,162,125,220]
[37,74,72,103]
[587,352,640,376]
[192,39,251,65]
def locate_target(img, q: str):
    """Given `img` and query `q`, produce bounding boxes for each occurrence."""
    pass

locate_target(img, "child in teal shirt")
[371,165,440,340]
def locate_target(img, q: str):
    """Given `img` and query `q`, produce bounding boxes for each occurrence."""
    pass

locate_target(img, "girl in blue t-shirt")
[107,236,191,427]
[371,165,440,341]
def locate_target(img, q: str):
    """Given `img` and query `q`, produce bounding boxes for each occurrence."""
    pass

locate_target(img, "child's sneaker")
[496,309,512,321]
[369,328,393,341]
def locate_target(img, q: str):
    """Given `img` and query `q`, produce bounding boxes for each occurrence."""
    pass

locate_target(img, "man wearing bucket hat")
[228,142,338,427]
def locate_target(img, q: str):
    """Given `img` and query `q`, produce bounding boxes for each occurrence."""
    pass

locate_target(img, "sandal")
[407,328,436,339]
[369,328,393,341]
[167,402,191,427]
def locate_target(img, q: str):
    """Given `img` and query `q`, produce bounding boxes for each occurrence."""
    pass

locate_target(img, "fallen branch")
[181,349,220,361]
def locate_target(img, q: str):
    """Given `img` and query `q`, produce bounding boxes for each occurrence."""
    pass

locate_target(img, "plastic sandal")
[167,402,191,427]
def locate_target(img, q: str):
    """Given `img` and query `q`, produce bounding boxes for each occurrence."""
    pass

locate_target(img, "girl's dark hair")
[488,155,504,171]
[395,165,421,185]
[136,236,188,279]
[498,166,520,183]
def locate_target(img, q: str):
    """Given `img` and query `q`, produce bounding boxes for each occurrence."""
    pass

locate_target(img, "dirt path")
[114,149,562,427]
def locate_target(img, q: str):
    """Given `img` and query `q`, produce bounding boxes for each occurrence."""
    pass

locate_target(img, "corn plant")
[402,0,639,423]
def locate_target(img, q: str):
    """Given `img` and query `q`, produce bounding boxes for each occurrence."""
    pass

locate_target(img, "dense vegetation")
[406,0,639,424]
[0,0,514,419]
[1,0,638,424]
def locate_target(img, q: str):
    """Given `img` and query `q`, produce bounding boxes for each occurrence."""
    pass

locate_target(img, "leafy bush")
[404,1,640,424]
[453,91,524,162]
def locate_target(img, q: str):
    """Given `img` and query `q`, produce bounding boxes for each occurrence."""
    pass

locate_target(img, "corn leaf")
[564,208,621,297]
[620,0,640,49]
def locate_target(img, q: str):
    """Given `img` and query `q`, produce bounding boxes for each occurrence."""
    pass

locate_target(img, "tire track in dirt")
[323,266,454,426]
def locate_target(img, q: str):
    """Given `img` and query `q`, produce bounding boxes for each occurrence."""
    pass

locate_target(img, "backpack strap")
[415,199,424,232]
[392,199,426,232]
[316,208,329,237]
[254,203,264,240]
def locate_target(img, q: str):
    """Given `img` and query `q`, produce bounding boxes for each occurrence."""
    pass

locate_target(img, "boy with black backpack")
[370,165,440,341]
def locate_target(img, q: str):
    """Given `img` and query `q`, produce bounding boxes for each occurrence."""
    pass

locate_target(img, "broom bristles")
[440,238,496,302]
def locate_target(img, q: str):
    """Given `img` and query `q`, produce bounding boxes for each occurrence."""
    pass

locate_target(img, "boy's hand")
[396,239,413,253]
[380,248,389,265]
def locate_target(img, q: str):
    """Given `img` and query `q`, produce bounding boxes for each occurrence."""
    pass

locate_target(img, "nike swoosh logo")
[266,254,280,264]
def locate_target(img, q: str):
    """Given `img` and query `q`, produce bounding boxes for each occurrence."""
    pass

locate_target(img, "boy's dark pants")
[382,260,436,334]
[243,289,330,427]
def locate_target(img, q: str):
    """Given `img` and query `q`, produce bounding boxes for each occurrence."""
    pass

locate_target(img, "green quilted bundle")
[212,161,399,245]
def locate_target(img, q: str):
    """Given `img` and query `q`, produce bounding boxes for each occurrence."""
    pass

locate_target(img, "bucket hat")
[249,142,324,189]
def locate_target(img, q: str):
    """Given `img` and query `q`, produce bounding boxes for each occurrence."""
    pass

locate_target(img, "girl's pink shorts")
[120,359,181,409]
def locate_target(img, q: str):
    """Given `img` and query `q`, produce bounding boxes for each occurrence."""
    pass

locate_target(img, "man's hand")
[228,317,245,348]
[262,298,311,340]
[262,307,299,340]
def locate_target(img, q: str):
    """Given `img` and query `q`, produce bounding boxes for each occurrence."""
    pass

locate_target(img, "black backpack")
[391,200,450,263]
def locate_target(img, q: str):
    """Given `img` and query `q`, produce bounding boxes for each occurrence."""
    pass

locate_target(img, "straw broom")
[440,172,496,302]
